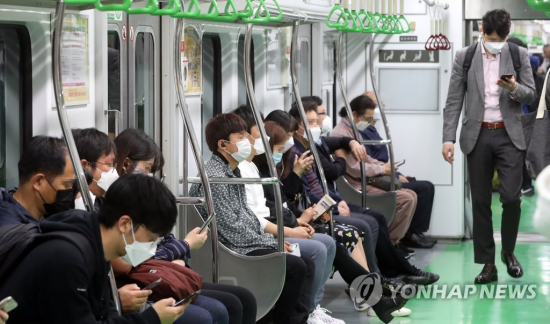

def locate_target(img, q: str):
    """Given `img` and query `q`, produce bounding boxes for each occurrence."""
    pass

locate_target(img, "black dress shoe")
[501,251,524,278]
[417,232,438,244]
[401,233,436,249]
[397,266,440,285]
[475,264,498,284]
[371,294,408,324]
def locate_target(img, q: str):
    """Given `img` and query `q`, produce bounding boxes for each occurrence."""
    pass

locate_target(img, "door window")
[134,32,155,137]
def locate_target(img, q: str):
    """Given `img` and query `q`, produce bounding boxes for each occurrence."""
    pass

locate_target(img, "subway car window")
[135,32,155,137]
[201,34,221,159]
[0,26,29,188]
[107,30,121,140]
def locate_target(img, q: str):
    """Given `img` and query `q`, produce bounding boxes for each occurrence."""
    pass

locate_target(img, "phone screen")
[0,297,18,313]
[142,278,162,290]
[500,74,513,80]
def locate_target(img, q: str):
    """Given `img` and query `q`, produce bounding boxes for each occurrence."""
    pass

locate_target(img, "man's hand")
[398,175,409,183]
[297,219,315,236]
[284,241,294,253]
[298,205,317,223]
[290,226,312,239]
[497,75,518,92]
[152,298,189,324]
[349,140,368,162]
[337,200,350,217]
[172,259,186,267]
[0,309,8,324]
[293,151,314,176]
[119,284,151,313]
[184,227,208,250]
[384,162,398,175]
[442,143,454,164]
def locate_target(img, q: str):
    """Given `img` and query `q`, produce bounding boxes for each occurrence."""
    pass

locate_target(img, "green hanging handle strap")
[212,0,239,22]
[336,1,361,33]
[65,0,97,4]
[171,0,201,18]
[238,0,254,18]
[242,0,270,23]
[187,0,219,20]
[327,0,348,29]
[151,0,181,15]
[125,0,159,14]
[270,0,283,22]
[397,0,410,33]
[358,0,373,33]
[95,0,133,11]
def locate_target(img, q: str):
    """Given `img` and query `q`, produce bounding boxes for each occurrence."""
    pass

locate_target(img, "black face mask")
[39,180,76,218]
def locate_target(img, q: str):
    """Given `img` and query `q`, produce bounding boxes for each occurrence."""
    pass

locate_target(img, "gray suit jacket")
[443,43,536,154]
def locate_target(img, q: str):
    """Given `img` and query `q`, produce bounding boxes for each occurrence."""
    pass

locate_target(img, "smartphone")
[142,278,162,290]
[500,74,513,80]
[0,296,18,313]
[287,243,301,257]
[198,215,214,234]
[396,160,406,167]
[173,290,201,307]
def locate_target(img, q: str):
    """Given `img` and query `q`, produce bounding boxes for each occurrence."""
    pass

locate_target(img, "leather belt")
[482,122,505,130]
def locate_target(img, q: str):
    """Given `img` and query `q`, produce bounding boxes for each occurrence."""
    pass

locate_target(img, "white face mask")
[94,168,119,192]
[483,38,505,55]
[253,136,269,155]
[121,220,158,267]
[356,121,370,131]
[74,192,96,211]
[321,116,333,135]
[283,137,295,153]
[225,139,252,163]
[308,127,322,142]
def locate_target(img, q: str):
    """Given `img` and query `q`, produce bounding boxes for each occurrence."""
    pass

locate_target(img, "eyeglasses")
[94,161,117,169]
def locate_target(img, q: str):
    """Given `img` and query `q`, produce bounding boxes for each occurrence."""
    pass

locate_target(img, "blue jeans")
[176,295,229,324]
[286,233,336,312]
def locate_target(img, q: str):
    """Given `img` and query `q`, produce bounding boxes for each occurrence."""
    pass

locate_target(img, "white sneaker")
[307,311,324,324]
[312,305,346,323]
[367,307,412,317]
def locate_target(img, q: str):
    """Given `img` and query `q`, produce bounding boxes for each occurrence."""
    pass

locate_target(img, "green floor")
[400,192,549,324]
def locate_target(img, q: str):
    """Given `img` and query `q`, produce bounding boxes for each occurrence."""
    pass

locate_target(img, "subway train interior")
[1,0,550,323]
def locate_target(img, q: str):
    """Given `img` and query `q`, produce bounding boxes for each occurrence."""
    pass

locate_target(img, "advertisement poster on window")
[57,14,89,106]
[184,26,202,94]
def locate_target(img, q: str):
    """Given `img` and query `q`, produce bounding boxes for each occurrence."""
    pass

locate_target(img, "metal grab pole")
[369,34,396,189]
[290,20,334,236]
[243,23,284,252]
[337,32,367,206]
[53,0,121,314]
[174,18,219,283]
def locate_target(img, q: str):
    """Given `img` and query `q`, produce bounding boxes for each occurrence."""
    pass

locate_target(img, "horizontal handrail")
[188,177,279,185]
[361,139,392,146]
[176,197,206,205]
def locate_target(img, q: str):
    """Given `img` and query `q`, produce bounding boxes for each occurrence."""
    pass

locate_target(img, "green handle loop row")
[151,0,181,16]
[125,0,158,15]
[327,5,410,35]
[64,0,98,4]
[242,0,283,23]
[95,0,133,11]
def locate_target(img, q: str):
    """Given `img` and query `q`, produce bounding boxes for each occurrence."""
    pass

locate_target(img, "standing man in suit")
[442,9,535,284]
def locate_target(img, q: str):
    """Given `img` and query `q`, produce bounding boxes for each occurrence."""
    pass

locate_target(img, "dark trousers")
[467,127,524,264]
[201,282,257,324]
[247,250,314,324]
[333,243,369,286]
[402,180,435,233]
[342,204,416,277]
[522,161,532,189]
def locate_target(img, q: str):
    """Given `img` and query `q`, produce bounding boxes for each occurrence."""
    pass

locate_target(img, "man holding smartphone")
[442,9,535,284]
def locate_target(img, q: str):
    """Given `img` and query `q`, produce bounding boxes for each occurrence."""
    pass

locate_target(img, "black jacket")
[259,169,299,228]
[0,209,160,324]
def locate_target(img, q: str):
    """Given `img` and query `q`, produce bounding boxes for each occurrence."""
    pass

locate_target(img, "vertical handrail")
[337,32,367,206]
[174,18,219,283]
[53,0,122,314]
[368,34,396,189]
[243,23,284,251]
[290,20,334,237]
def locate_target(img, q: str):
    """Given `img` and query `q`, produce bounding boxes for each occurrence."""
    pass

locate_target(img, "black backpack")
[462,42,522,89]
[0,223,95,282]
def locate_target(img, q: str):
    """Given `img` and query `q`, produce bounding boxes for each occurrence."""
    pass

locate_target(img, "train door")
[0,26,31,188]
[201,33,222,160]
[128,15,161,143]
[106,13,127,139]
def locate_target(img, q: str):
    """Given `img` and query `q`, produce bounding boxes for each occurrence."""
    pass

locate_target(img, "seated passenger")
[0,174,188,323]
[231,106,342,323]
[331,95,418,256]
[114,128,257,324]
[189,113,315,324]
[72,128,119,210]
[360,92,437,249]
[302,96,333,135]
[0,136,75,227]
